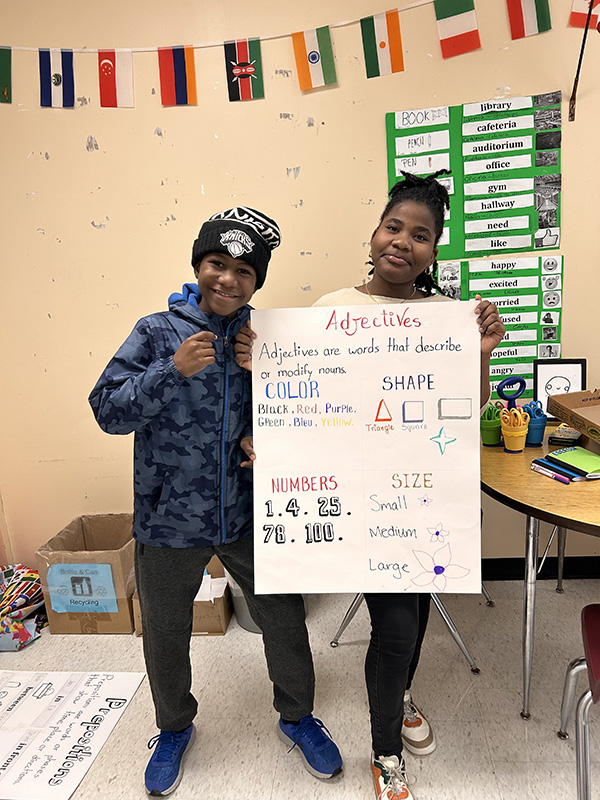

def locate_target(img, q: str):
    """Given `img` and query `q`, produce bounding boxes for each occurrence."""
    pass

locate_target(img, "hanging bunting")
[224,38,264,101]
[39,49,74,107]
[0,47,10,103]
[434,0,481,59]
[360,10,404,78]
[569,0,600,28]
[506,0,551,39]
[157,46,197,106]
[291,26,336,91]
[98,50,134,108]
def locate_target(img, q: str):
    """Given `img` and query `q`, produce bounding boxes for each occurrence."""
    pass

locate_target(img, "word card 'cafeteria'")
[251,301,481,594]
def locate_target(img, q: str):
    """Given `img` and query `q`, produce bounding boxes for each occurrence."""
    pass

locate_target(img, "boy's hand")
[235,324,256,371]
[240,435,255,469]
[474,295,505,356]
[173,331,217,377]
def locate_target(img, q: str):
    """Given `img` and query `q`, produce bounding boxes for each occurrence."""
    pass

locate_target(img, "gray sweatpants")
[134,534,315,731]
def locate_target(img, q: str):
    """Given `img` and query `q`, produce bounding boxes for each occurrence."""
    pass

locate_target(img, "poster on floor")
[0,670,144,800]
[386,91,562,260]
[436,254,563,401]
[252,301,481,595]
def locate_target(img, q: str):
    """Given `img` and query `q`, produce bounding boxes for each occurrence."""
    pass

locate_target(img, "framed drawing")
[533,358,587,417]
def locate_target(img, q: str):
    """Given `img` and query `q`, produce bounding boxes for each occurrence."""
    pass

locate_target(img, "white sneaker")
[371,752,414,800]
[401,692,436,756]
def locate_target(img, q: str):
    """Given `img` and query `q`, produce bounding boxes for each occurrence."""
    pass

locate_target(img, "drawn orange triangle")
[375,399,392,422]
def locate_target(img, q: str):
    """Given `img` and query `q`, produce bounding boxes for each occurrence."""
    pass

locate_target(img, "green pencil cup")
[480,418,502,447]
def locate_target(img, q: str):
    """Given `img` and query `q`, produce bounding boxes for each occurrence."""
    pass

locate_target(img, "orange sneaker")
[402,692,436,756]
[371,753,414,800]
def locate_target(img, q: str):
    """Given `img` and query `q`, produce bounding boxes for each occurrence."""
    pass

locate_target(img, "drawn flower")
[427,523,449,543]
[410,544,470,592]
[419,494,434,507]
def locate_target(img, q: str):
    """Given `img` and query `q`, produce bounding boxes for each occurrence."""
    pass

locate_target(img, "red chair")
[557,604,600,800]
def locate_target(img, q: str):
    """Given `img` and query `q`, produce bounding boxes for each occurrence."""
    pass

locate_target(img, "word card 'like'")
[252,301,481,594]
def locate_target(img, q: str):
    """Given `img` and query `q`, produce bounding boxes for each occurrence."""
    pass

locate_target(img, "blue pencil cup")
[523,404,547,447]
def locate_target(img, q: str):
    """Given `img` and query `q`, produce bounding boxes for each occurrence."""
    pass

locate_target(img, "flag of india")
[360,11,404,78]
[292,26,336,91]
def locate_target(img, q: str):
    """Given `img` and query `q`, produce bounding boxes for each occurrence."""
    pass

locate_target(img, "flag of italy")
[434,1,481,59]
[507,0,552,39]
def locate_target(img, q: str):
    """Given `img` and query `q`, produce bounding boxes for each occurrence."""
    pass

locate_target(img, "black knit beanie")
[191,207,281,289]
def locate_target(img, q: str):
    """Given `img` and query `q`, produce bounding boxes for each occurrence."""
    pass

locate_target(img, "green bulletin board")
[386,91,563,402]
[386,91,562,260]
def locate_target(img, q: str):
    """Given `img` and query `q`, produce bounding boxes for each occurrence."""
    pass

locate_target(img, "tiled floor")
[3,579,600,799]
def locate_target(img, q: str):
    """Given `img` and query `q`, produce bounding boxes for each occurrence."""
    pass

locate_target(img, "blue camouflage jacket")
[89,284,253,548]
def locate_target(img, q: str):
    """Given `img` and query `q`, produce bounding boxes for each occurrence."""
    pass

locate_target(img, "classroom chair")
[330,587,494,674]
[557,603,600,800]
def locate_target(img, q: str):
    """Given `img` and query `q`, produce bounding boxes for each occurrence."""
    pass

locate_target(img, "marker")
[531,464,570,485]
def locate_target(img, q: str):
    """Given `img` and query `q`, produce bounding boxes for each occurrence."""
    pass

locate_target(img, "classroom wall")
[2,0,599,566]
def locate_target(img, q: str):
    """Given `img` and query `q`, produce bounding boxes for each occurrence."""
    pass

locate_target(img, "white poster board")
[252,301,481,594]
[0,670,144,800]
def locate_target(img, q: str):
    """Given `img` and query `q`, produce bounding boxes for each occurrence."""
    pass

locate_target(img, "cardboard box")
[35,514,135,635]
[547,390,600,447]
[133,555,232,637]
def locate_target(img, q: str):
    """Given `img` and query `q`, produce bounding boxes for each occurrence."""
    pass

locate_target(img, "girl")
[235,172,505,800]
[311,171,505,800]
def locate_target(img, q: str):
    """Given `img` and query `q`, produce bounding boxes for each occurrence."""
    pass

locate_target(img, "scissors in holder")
[501,408,530,427]
[523,400,546,419]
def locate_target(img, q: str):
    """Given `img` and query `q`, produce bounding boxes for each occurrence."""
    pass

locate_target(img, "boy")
[89,207,342,796]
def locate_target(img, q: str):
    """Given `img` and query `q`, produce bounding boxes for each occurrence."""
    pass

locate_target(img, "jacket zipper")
[219,319,234,544]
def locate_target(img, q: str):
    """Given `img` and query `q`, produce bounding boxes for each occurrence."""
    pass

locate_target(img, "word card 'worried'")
[252,301,481,594]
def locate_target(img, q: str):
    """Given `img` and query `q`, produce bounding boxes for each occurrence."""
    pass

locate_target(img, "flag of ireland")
[506,0,552,39]
[0,47,10,103]
[224,38,264,101]
[434,1,481,59]
[292,26,336,91]
[569,0,599,28]
[360,11,404,78]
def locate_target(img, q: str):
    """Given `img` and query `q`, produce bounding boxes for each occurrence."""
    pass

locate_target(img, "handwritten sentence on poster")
[252,301,482,594]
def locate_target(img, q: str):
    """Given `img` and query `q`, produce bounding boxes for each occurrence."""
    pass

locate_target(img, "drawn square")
[402,401,424,423]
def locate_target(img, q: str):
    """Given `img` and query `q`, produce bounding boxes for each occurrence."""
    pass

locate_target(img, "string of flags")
[0,1,596,108]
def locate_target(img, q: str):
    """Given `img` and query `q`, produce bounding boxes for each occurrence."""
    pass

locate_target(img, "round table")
[480,437,600,718]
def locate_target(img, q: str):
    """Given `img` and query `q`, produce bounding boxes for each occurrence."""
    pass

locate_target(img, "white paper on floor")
[0,670,144,800]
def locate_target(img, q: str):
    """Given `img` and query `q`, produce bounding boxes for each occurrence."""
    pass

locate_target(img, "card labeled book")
[545,446,600,476]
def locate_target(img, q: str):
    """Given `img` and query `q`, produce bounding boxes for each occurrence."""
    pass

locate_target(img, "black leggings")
[364,592,431,757]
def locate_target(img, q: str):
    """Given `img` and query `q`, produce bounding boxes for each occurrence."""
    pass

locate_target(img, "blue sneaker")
[144,724,195,796]
[278,714,343,779]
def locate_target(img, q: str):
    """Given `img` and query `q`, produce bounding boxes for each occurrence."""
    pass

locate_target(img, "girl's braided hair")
[377,169,452,297]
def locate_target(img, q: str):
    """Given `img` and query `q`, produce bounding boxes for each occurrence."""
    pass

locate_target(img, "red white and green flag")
[157,46,197,106]
[292,26,336,91]
[98,49,134,107]
[434,1,481,59]
[224,38,264,101]
[0,47,10,103]
[360,10,404,78]
[506,0,551,39]
[569,0,600,28]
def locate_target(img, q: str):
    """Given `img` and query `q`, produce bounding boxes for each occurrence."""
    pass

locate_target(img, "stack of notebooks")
[533,446,600,482]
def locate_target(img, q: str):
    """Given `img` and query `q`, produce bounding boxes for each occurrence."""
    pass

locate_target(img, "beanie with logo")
[191,207,281,289]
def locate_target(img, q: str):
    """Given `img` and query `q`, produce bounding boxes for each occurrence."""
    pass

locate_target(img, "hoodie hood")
[167,283,251,330]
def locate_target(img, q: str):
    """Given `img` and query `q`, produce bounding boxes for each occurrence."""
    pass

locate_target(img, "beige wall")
[2,0,599,565]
